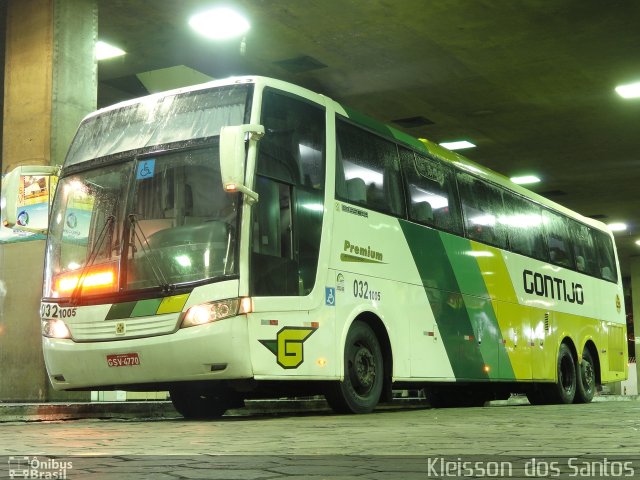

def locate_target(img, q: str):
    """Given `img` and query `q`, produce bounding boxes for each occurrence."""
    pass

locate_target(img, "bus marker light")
[54,266,115,295]
[317,358,327,367]
[239,297,253,314]
[483,365,491,373]
[42,319,71,339]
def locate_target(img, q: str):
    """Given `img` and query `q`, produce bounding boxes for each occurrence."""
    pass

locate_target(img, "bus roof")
[81,75,610,234]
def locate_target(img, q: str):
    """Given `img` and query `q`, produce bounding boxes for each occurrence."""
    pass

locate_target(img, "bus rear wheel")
[527,343,576,405]
[325,321,384,414]
[575,348,596,404]
[170,385,237,419]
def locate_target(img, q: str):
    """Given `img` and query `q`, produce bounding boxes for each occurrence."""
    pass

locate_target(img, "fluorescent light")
[96,41,126,60]
[189,8,250,40]
[439,140,476,150]
[615,81,640,99]
[607,222,627,232]
[511,175,541,185]
[635,239,640,247]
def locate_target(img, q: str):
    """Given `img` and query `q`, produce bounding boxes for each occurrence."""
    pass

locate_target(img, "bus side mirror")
[1,165,59,233]
[220,124,264,205]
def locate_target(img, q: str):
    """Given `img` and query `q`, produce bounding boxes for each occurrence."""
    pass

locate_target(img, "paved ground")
[1,400,640,478]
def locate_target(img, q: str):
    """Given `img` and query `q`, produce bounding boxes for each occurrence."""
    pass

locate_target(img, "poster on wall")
[0,174,52,243]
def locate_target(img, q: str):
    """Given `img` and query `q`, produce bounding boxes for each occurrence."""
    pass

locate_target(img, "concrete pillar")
[0,0,97,401]
[631,256,640,392]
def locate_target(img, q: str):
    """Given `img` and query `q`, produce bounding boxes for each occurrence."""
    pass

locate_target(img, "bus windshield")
[43,83,252,300]
[45,144,240,299]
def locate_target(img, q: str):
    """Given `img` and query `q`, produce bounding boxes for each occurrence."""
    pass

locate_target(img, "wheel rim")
[560,354,575,394]
[582,359,595,392]
[349,343,376,395]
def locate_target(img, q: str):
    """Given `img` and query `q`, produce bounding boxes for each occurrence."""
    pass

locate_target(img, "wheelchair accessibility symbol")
[325,287,335,306]
[136,159,155,180]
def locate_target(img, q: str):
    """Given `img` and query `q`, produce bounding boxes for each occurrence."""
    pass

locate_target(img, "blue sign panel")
[136,159,155,180]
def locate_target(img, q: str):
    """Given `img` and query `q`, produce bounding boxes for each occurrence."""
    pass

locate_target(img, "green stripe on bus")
[131,298,163,318]
[399,220,490,380]
[105,301,137,320]
[441,235,515,380]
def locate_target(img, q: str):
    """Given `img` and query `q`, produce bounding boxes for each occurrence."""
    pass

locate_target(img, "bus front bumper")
[42,317,253,390]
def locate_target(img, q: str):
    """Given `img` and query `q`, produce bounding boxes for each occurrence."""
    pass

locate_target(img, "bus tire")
[545,343,577,404]
[169,386,231,419]
[325,321,384,414]
[575,348,596,404]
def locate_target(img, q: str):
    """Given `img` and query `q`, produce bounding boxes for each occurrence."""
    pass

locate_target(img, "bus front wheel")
[169,385,236,419]
[325,321,384,414]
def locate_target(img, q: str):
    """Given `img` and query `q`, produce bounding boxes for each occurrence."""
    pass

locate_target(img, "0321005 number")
[353,280,381,301]
[40,303,77,319]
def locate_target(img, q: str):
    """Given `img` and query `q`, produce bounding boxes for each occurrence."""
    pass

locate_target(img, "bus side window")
[568,220,597,275]
[336,119,405,217]
[593,230,618,282]
[399,148,462,234]
[542,210,575,269]
[457,173,507,249]
[502,190,548,262]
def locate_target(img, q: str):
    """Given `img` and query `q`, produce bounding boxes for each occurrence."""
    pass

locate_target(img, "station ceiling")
[69,1,640,278]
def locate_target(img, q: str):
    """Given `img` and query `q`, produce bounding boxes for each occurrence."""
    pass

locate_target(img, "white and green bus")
[7,76,627,416]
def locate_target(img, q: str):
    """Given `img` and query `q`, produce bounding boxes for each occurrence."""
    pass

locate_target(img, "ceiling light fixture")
[607,222,627,232]
[510,175,541,185]
[635,239,640,247]
[615,81,640,99]
[96,41,126,60]
[189,7,250,40]
[439,140,476,151]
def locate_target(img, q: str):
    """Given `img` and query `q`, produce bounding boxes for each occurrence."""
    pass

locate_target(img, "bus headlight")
[42,319,71,339]
[181,297,251,328]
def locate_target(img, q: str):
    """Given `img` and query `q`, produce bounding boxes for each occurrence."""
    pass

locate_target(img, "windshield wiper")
[70,215,115,305]
[127,213,174,293]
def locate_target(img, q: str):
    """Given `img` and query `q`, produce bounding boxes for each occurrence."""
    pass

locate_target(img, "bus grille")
[69,314,180,342]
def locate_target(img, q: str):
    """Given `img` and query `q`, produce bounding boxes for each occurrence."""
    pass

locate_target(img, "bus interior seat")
[346,177,367,203]
[147,221,228,249]
[135,219,174,251]
[367,183,386,210]
[601,266,614,281]
[334,142,348,198]
[412,201,433,224]
[384,166,404,215]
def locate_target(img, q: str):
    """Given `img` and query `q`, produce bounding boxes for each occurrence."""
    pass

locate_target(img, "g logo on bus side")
[259,327,316,369]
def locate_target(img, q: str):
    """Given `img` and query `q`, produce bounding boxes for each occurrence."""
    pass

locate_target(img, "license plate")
[107,353,140,367]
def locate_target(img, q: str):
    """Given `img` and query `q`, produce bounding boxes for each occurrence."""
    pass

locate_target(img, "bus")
[7,76,627,416]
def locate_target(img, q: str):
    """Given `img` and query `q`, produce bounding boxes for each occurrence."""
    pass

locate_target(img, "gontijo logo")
[260,327,317,369]
[523,269,584,305]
